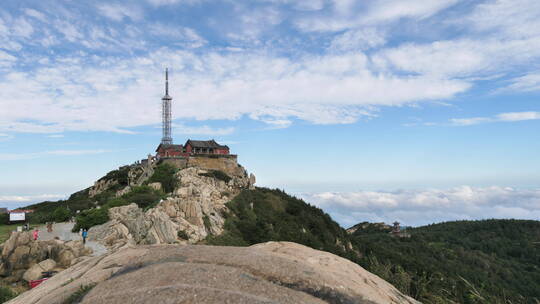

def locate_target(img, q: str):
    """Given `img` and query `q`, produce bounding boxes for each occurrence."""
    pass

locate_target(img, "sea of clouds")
[301,186,540,227]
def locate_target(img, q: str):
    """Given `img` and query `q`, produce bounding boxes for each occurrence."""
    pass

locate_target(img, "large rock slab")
[6,242,420,304]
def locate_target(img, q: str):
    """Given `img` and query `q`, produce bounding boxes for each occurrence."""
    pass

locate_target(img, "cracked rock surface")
[7,242,420,304]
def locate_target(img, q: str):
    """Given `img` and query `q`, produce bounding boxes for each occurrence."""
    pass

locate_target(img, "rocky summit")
[7,242,419,304]
[88,165,253,248]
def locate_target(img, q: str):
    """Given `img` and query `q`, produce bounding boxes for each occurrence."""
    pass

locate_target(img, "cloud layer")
[302,186,540,227]
[0,194,65,209]
[0,0,539,134]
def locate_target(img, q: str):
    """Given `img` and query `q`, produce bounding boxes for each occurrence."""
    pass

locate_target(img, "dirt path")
[36,222,107,256]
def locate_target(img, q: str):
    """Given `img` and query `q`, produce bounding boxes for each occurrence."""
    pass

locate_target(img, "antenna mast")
[161,68,173,145]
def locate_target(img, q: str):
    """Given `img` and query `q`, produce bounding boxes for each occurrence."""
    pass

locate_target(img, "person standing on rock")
[33,228,39,241]
[82,229,88,244]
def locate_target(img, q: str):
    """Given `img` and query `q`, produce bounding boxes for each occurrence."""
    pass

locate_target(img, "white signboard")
[9,212,25,222]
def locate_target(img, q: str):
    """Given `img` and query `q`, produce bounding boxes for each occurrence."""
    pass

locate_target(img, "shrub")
[103,197,129,209]
[100,166,130,186]
[0,213,9,225]
[147,163,177,193]
[203,215,212,233]
[53,207,71,222]
[177,230,188,240]
[122,186,161,209]
[0,286,16,303]
[73,208,108,232]
[199,170,231,183]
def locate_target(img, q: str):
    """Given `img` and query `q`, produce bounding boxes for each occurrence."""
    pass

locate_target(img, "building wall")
[157,148,187,158]
[215,148,229,155]
[160,157,188,169]
[186,155,244,177]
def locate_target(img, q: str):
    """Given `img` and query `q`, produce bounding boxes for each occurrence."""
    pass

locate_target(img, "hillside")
[206,192,540,304]
[206,188,359,263]
[349,220,540,304]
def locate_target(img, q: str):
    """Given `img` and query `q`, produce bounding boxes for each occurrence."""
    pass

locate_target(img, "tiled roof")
[155,144,183,152]
[185,139,228,149]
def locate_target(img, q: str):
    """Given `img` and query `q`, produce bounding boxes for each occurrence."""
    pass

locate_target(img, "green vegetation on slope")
[207,188,540,304]
[147,163,178,193]
[20,166,132,225]
[0,224,21,244]
[0,286,16,303]
[351,220,540,304]
[9,165,167,232]
[73,185,163,231]
[206,188,359,263]
[23,189,94,224]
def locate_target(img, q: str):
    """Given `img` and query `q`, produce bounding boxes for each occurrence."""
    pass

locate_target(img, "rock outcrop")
[0,232,92,283]
[89,166,252,247]
[89,178,118,197]
[7,242,420,304]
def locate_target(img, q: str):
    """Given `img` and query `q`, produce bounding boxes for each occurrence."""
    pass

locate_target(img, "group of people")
[28,225,88,244]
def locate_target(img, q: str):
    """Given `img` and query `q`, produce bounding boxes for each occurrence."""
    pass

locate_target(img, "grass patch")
[0,224,21,244]
[63,284,96,304]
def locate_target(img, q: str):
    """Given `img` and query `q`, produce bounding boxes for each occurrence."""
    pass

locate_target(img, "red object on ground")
[29,278,48,288]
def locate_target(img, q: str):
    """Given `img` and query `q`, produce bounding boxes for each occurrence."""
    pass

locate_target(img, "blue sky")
[0,0,539,226]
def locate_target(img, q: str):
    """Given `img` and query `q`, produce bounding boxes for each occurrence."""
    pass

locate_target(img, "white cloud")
[0,194,64,204]
[229,6,283,41]
[449,117,493,126]
[12,18,34,38]
[0,150,111,161]
[0,133,13,141]
[373,35,540,81]
[173,124,235,135]
[96,4,143,22]
[295,0,459,32]
[0,194,67,210]
[0,50,469,134]
[0,50,16,67]
[504,73,540,92]
[54,20,83,42]
[465,0,540,39]
[302,186,540,227]
[363,0,460,24]
[448,111,540,126]
[148,24,207,48]
[497,111,540,121]
[329,28,386,51]
[24,8,46,22]
[295,0,325,11]
[147,0,202,6]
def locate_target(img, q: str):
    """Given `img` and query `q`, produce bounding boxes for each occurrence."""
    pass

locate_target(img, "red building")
[156,139,229,158]
[155,144,185,158]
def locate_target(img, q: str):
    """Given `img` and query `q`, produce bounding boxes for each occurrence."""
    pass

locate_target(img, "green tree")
[52,207,71,222]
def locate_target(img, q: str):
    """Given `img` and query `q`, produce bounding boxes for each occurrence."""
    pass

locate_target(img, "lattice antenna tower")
[161,68,173,145]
